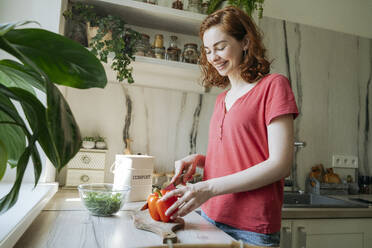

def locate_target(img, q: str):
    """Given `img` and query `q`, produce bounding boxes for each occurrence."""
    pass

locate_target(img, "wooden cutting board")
[130,210,185,244]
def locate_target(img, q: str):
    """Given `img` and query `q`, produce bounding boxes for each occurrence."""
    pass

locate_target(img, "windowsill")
[0,182,58,248]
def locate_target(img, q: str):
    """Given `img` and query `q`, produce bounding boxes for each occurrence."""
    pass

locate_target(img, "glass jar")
[154,34,164,48]
[152,172,164,187]
[201,2,208,14]
[162,172,175,189]
[134,33,151,57]
[154,47,165,59]
[187,0,201,13]
[172,0,183,10]
[182,43,199,64]
[166,35,181,61]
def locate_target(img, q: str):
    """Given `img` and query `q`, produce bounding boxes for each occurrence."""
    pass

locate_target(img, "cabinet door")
[292,219,372,248]
[280,220,292,248]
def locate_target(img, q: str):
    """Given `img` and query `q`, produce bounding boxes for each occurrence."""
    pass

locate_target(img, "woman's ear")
[242,38,250,50]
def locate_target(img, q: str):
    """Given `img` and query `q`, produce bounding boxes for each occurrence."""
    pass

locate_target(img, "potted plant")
[63,3,141,84]
[82,137,96,149]
[0,21,107,213]
[207,0,265,18]
[95,136,107,149]
[62,3,97,47]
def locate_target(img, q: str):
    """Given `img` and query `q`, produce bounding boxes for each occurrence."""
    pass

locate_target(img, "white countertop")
[0,183,58,248]
[12,189,372,247]
[14,189,235,248]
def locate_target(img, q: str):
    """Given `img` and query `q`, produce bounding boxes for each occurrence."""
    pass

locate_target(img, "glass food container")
[182,43,199,64]
[135,33,151,57]
[154,34,165,59]
[172,0,183,10]
[166,35,181,61]
[187,0,201,13]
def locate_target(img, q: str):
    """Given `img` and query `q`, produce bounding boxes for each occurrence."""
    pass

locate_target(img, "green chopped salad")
[82,191,123,216]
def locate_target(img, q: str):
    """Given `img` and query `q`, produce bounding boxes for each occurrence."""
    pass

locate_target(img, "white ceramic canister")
[111,154,154,202]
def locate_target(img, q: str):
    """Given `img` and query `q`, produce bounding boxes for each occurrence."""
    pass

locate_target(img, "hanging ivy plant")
[207,0,265,18]
[63,3,140,84]
[89,14,141,84]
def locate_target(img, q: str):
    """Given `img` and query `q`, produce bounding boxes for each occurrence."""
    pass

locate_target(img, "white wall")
[263,0,372,39]
[0,0,62,32]
[0,0,62,183]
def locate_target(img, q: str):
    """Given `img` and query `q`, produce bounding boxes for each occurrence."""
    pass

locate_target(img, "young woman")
[161,6,298,247]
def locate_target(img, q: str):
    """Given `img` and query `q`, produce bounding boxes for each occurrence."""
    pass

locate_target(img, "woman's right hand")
[171,154,205,186]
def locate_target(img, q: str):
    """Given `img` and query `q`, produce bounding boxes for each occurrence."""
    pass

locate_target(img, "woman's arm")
[162,114,294,218]
[207,113,294,195]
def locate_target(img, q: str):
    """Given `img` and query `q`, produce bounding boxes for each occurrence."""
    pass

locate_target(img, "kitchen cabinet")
[65,149,107,186]
[280,218,372,248]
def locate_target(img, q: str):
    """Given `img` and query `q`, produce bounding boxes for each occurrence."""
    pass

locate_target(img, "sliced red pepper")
[146,189,178,223]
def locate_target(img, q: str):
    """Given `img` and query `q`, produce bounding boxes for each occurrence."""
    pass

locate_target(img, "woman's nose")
[211,52,220,62]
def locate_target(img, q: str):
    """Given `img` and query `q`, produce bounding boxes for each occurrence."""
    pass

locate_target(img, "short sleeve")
[265,75,299,126]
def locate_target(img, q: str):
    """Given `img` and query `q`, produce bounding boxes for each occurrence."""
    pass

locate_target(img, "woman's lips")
[215,61,227,70]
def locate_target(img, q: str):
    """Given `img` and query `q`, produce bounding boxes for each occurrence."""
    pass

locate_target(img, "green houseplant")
[0,21,107,213]
[207,0,265,18]
[63,3,141,83]
[82,136,96,149]
[95,136,107,149]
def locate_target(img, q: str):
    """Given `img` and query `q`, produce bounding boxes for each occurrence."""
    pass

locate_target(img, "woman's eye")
[217,46,226,51]
[205,50,211,54]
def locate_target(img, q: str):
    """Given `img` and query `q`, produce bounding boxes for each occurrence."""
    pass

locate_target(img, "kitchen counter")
[282,194,372,219]
[14,189,372,247]
[14,189,235,248]
[0,183,58,248]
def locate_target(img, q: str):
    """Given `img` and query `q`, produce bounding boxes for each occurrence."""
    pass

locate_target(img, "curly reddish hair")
[199,6,271,88]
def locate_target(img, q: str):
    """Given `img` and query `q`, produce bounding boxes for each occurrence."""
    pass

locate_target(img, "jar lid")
[152,172,164,177]
[165,172,175,177]
[184,43,198,48]
[141,33,150,39]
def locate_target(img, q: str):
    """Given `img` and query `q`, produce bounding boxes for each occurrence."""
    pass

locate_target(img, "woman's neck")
[228,71,249,91]
[227,70,261,94]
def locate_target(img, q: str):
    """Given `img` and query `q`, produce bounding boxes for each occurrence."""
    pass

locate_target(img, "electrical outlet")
[332,155,358,168]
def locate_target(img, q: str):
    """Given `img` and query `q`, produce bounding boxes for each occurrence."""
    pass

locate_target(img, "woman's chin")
[217,70,228,76]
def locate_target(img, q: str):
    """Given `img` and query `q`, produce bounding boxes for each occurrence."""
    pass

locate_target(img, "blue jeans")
[200,210,280,247]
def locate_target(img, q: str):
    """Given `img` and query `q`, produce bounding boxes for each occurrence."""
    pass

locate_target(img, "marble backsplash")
[60,16,372,190]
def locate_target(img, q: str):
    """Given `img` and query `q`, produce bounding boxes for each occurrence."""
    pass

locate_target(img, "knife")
[140,159,198,211]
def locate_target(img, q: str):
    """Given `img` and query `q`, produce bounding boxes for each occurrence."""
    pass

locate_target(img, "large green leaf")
[0,84,80,172]
[46,81,81,171]
[30,144,42,187]
[0,142,32,214]
[0,139,7,180]
[0,63,37,94]
[0,60,45,92]
[0,28,107,89]
[0,21,38,36]
[0,94,27,167]
[2,86,53,161]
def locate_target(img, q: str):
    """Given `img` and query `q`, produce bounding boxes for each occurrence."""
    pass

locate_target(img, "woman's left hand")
[160,181,214,219]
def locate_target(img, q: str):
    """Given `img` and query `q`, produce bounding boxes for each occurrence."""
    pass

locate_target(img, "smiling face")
[203,25,245,77]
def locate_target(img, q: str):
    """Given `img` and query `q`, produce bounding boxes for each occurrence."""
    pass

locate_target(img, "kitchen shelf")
[105,55,223,95]
[135,55,199,70]
[72,0,206,36]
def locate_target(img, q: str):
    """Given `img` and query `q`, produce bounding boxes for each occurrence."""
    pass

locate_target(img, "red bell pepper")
[147,188,178,222]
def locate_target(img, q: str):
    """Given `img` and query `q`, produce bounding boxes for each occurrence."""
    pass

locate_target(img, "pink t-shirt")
[201,73,299,234]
